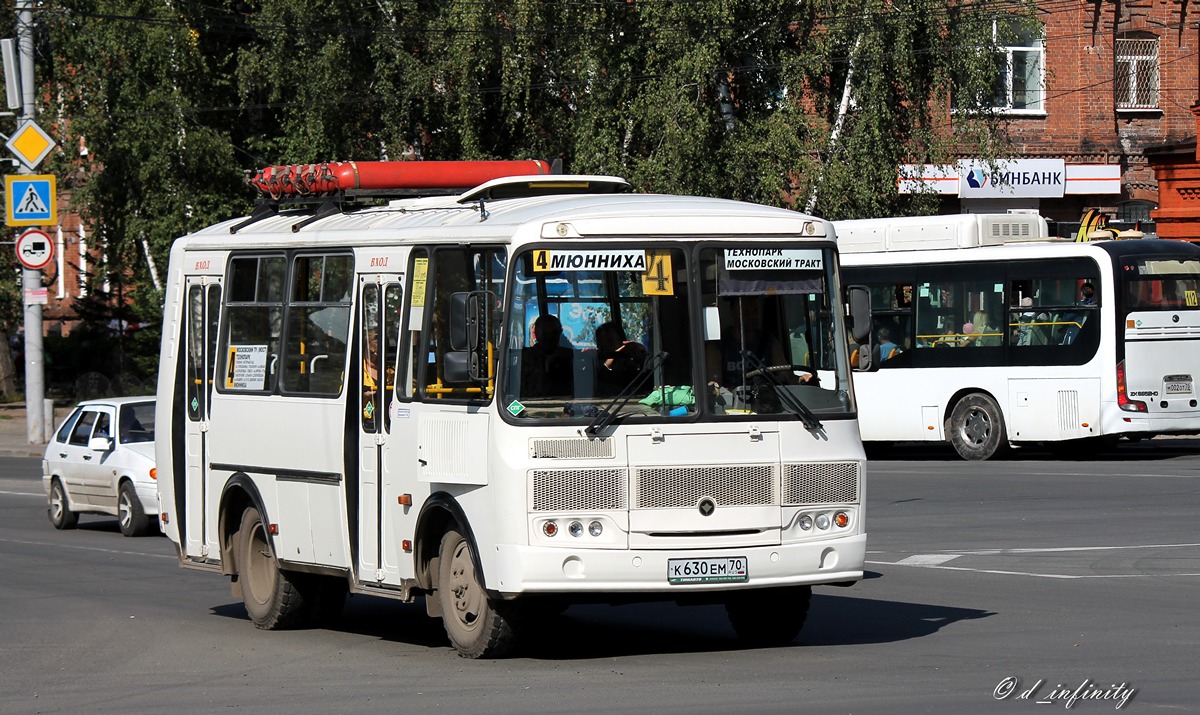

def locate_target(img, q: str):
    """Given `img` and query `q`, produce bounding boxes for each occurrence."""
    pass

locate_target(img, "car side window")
[55,408,83,444]
[94,413,111,441]
[68,411,98,446]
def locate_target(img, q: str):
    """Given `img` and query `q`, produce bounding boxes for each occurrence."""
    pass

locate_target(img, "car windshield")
[118,402,156,444]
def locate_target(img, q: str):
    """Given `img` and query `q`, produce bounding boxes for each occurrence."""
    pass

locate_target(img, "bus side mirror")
[447,291,492,382]
[449,292,470,350]
[847,285,872,343]
[847,285,873,371]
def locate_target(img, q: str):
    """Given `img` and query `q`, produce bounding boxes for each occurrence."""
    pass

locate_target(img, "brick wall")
[1006,1,1197,205]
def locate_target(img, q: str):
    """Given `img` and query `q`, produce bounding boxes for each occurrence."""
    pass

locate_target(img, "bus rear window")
[1122,258,1200,310]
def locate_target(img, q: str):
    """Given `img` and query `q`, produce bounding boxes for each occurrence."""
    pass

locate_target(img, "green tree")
[18,0,1034,389]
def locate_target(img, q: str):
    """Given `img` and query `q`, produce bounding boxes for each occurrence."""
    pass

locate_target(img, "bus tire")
[238,507,309,630]
[437,527,519,658]
[948,393,1008,461]
[725,585,812,647]
[118,481,153,537]
[48,479,78,530]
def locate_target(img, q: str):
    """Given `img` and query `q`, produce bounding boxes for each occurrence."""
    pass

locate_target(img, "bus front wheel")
[238,507,309,630]
[437,527,519,658]
[948,393,1008,460]
[725,585,812,646]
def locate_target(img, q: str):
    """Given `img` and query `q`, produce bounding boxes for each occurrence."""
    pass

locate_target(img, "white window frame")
[1115,37,1159,111]
[992,18,1045,114]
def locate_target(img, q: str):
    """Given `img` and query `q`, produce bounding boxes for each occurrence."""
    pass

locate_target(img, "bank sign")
[958,159,1066,198]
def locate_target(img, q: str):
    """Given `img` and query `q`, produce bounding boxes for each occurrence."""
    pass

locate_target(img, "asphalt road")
[2,443,1197,714]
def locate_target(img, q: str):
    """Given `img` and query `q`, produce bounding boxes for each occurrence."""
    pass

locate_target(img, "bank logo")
[966,168,989,189]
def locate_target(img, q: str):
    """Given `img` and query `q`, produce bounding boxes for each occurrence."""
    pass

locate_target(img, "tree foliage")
[13,0,1036,382]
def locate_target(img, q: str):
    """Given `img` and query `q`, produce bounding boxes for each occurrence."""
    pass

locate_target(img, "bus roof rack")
[232,160,559,234]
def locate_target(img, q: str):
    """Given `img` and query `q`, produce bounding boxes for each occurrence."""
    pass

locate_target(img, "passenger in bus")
[1060,282,1096,345]
[594,321,648,397]
[877,327,901,361]
[963,311,1001,347]
[520,314,574,397]
[362,332,380,425]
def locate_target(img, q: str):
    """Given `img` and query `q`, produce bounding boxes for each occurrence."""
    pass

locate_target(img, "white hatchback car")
[43,396,159,537]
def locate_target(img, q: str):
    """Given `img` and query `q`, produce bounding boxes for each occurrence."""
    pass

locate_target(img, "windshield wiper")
[585,351,669,437]
[741,350,823,432]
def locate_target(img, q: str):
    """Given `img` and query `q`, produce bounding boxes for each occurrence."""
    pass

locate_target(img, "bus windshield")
[502,246,695,421]
[501,244,854,423]
[1121,256,1200,312]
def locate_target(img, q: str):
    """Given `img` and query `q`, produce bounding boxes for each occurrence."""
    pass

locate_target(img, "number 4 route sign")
[5,174,57,227]
[15,228,54,270]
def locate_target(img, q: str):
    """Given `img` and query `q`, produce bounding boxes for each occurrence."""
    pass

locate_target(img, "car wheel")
[238,507,309,630]
[48,479,78,530]
[947,393,1008,461]
[118,481,153,537]
[725,586,811,647]
[437,527,520,658]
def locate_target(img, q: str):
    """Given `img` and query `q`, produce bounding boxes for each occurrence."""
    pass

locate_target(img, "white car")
[43,397,159,537]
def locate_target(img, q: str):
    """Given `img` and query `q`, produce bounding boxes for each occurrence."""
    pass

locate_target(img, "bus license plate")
[667,557,748,585]
[1165,380,1192,395]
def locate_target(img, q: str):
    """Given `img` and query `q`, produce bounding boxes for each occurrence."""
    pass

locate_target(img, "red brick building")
[902,0,1199,241]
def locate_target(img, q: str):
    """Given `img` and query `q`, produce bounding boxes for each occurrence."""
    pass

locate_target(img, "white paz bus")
[155,161,872,657]
[835,213,1200,460]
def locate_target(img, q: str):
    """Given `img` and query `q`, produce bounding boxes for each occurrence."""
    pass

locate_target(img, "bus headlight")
[588,520,603,537]
[798,515,813,531]
[816,514,831,530]
[568,521,584,538]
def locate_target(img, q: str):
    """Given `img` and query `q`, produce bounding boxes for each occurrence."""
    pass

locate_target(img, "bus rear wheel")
[948,393,1008,461]
[725,586,812,647]
[437,527,519,658]
[238,507,309,630]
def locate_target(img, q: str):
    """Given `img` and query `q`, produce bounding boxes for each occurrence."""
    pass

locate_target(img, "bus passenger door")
[183,278,221,559]
[357,275,403,584]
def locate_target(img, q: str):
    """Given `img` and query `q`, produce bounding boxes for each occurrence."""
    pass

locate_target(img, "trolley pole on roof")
[17,0,46,444]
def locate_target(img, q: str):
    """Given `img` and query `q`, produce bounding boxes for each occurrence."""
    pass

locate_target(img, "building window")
[1115,37,1159,110]
[992,17,1044,112]
[1117,200,1154,223]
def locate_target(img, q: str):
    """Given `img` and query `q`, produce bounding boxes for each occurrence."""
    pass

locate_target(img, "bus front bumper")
[487,533,867,596]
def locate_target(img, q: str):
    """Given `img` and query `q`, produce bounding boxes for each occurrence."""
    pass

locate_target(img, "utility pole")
[17,0,46,444]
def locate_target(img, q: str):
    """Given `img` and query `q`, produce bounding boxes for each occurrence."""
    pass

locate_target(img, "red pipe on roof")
[248,160,553,199]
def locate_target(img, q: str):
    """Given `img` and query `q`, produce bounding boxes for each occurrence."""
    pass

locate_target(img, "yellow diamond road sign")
[7,119,56,170]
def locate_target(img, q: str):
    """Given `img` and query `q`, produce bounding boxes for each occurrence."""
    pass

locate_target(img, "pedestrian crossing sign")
[5,174,56,226]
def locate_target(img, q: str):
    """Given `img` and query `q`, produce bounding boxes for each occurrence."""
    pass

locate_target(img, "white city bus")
[835,213,1200,460]
[155,161,871,657]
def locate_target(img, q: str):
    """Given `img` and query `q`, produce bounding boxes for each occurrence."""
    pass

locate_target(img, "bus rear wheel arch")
[947,392,1009,461]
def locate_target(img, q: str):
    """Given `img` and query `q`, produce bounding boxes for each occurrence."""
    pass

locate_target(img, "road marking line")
[0,489,43,497]
[0,537,176,559]
[866,560,1200,579]
[895,554,961,566]
[867,543,1200,557]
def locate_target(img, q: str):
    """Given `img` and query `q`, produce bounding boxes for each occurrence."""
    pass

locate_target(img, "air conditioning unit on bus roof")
[834,213,1051,253]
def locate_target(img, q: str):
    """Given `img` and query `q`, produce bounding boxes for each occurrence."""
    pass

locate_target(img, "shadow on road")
[867,437,1200,462]
[209,587,994,658]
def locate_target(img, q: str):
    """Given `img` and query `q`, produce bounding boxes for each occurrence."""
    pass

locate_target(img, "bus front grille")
[782,461,859,505]
[632,465,778,509]
[531,468,626,511]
